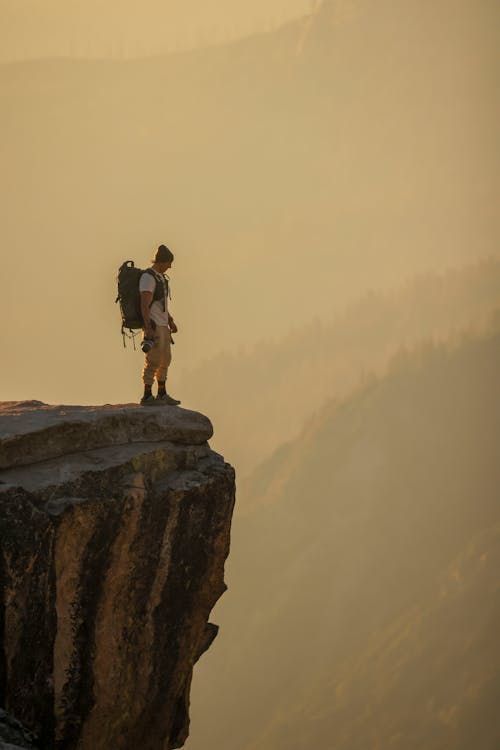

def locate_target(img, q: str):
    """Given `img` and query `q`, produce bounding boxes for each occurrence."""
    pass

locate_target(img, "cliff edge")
[0,401,236,750]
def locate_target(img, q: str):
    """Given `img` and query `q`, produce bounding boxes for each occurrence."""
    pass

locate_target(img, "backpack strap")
[145,268,168,311]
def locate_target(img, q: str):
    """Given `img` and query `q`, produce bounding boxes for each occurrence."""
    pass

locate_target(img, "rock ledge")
[0,401,213,470]
[0,401,235,750]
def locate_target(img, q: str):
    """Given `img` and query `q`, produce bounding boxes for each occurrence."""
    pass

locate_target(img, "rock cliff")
[0,401,236,750]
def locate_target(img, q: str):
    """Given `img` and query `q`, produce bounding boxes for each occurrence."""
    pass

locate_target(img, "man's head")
[152,244,174,272]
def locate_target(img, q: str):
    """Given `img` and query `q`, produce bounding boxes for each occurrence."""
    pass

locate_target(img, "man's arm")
[168,313,178,333]
[140,291,154,338]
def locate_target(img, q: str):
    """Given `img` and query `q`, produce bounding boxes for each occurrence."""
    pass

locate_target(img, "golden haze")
[1,2,500,749]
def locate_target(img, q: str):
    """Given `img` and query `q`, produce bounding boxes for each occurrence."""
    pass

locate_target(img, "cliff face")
[0,401,236,750]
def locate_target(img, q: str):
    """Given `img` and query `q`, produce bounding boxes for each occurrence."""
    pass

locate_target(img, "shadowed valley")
[187,320,500,750]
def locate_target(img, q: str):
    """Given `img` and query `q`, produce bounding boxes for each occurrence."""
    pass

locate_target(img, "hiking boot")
[156,393,181,406]
[140,393,157,406]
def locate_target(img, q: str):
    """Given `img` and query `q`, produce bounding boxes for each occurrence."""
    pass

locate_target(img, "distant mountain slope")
[187,323,500,750]
[180,259,500,476]
[1,0,499,400]
[0,1,308,62]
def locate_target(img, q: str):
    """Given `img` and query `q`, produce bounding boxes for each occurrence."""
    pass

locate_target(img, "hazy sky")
[0,0,311,61]
[1,0,498,405]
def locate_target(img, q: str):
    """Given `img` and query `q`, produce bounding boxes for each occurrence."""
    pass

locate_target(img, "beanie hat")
[153,244,174,263]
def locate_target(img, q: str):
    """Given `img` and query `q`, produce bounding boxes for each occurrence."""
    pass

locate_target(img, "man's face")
[157,261,172,273]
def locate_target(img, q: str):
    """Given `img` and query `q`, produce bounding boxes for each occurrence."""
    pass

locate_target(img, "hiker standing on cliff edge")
[139,244,181,406]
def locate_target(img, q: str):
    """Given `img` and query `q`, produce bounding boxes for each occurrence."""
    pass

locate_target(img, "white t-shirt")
[139,270,169,326]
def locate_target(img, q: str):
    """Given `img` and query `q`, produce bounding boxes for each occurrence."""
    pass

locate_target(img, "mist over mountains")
[182,258,500,477]
[1,0,499,403]
[188,320,500,750]
[1,4,499,747]
[0,0,309,61]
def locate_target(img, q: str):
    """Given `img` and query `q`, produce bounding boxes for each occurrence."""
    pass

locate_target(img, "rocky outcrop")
[0,707,39,749]
[0,401,236,750]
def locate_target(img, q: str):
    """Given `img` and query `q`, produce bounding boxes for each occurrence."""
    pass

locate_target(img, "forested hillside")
[188,321,500,750]
[180,259,500,476]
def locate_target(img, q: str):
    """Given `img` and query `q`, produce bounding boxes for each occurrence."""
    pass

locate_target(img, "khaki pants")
[142,326,172,386]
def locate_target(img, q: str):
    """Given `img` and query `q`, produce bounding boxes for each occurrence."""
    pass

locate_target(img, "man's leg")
[155,326,172,391]
[155,327,180,405]
[141,333,161,404]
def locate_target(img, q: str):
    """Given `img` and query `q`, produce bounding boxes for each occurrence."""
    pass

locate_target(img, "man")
[139,244,181,406]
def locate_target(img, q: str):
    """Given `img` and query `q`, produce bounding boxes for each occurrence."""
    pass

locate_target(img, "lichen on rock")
[0,402,236,750]
[0,707,39,749]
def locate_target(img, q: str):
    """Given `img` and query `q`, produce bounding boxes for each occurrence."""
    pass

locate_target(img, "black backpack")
[115,261,166,344]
